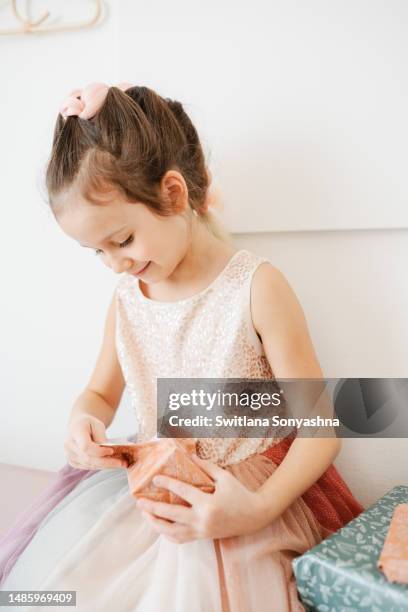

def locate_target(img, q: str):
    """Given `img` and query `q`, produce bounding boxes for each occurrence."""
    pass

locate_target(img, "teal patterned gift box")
[292,485,408,612]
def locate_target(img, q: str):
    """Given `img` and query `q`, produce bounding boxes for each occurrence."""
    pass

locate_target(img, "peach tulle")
[213,436,365,612]
[216,453,324,612]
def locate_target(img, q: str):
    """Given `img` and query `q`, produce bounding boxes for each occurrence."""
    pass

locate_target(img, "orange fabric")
[377,504,408,584]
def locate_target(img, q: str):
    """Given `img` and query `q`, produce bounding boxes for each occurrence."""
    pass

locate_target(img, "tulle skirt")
[0,434,365,612]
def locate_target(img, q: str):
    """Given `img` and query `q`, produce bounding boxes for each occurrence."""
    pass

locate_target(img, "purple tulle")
[0,433,138,586]
[0,464,96,586]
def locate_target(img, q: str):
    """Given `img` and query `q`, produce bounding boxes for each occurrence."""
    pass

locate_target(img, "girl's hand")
[136,454,267,543]
[64,415,127,470]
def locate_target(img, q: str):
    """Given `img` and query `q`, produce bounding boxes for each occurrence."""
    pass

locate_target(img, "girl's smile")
[130,261,151,277]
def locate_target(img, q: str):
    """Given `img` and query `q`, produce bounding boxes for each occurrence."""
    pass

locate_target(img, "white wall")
[1,1,407,508]
[116,0,408,232]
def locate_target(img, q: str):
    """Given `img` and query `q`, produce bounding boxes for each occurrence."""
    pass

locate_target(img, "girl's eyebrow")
[79,224,127,248]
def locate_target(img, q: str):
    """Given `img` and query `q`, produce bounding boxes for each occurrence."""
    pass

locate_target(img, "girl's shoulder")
[250,260,298,337]
[250,260,324,378]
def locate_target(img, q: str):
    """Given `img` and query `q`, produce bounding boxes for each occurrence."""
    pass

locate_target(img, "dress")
[1,248,365,612]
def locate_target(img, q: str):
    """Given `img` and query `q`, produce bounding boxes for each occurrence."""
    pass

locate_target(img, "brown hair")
[45,85,232,244]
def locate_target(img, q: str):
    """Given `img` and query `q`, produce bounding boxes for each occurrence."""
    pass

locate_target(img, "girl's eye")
[118,234,134,249]
[94,234,134,256]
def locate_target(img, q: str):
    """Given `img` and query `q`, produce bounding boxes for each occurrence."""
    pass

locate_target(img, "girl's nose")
[110,257,133,275]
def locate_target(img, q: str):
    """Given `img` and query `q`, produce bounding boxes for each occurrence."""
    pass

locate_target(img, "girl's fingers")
[81,453,126,469]
[152,475,202,506]
[68,448,125,470]
[142,512,194,543]
[73,435,114,458]
[73,422,113,457]
[64,440,115,467]
[82,439,114,457]
[142,512,184,536]
[66,439,125,469]
[89,445,115,458]
[73,425,93,450]
[137,498,191,524]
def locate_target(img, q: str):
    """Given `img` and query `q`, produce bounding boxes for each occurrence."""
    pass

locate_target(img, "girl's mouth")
[131,261,151,277]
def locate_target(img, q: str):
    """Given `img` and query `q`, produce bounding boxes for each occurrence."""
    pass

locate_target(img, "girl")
[1,82,364,611]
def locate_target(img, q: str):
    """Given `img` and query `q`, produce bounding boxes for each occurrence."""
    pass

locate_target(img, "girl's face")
[56,171,194,284]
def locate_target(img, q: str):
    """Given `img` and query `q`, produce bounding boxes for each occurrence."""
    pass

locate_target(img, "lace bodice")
[115,249,285,467]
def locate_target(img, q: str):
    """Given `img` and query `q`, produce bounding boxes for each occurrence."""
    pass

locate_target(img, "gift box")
[292,485,408,611]
[101,438,215,506]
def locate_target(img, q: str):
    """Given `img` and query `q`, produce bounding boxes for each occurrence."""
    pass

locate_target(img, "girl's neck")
[140,226,237,302]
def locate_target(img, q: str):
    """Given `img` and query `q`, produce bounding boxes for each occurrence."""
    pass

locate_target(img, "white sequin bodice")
[115,249,284,467]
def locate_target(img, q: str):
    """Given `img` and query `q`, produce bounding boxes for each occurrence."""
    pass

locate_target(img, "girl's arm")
[251,263,342,524]
[68,290,126,430]
[68,388,118,429]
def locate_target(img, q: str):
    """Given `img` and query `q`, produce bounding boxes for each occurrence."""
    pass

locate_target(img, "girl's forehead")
[56,197,133,244]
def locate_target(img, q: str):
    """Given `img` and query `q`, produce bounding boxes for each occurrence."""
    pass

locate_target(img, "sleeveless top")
[115,248,286,467]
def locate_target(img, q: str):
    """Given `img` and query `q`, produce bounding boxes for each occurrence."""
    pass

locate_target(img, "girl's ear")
[160,170,189,214]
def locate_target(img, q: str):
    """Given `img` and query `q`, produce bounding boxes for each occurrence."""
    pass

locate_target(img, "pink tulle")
[215,452,323,611]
